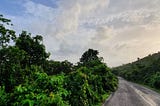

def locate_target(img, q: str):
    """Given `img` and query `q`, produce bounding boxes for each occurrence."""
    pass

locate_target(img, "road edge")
[102,77,120,106]
[102,92,114,106]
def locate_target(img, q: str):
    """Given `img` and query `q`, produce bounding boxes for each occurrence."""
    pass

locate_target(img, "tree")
[80,49,99,63]
[0,46,27,92]
[0,14,118,105]
[44,60,74,75]
[0,15,25,92]
[79,49,103,67]
[16,31,49,66]
[0,15,16,48]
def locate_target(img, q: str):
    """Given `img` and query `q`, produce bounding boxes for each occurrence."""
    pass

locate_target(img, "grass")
[138,83,160,94]
[126,79,160,94]
[122,77,160,94]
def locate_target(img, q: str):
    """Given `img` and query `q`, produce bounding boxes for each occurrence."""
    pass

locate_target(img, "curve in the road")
[103,77,160,106]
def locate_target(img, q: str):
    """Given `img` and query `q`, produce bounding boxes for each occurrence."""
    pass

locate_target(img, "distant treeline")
[0,14,118,106]
[113,52,160,90]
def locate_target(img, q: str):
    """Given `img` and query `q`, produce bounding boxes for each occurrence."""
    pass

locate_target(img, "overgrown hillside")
[113,52,160,90]
[0,15,118,106]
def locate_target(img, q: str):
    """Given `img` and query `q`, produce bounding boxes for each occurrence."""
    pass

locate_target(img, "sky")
[1,0,160,67]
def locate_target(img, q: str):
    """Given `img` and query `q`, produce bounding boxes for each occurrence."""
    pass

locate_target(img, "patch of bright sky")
[0,0,25,16]
[0,0,58,16]
[31,0,59,8]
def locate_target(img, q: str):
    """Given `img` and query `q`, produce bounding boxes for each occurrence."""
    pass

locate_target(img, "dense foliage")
[0,15,118,106]
[113,52,160,90]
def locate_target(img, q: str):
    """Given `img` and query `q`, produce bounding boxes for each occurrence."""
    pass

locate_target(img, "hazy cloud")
[4,0,160,66]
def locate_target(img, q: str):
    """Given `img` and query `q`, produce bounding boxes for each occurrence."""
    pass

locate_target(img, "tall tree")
[79,49,103,67]
[16,31,49,66]
[80,49,99,63]
[0,46,27,92]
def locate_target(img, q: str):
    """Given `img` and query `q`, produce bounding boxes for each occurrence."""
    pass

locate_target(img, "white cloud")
[13,0,109,63]
[54,0,109,38]
[103,24,160,66]
[5,0,160,66]
[24,1,56,21]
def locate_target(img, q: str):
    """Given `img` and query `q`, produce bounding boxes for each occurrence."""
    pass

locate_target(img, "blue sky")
[0,0,58,15]
[1,0,160,66]
[0,0,24,15]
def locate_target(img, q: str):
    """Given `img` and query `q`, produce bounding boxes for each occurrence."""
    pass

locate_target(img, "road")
[103,77,160,106]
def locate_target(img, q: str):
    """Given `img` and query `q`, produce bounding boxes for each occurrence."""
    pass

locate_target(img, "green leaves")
[113,52,160,90]
[80,49,99,63]
[12,71,69,106]
[0,86,9,106]
[0,15,11,24]
[66,59,118,106]
[0,46,28,92]
[16,31,49,66]
[44,60,74,75]
[0,14,118,106]
[21,99,34,106]
[0,15,16,48]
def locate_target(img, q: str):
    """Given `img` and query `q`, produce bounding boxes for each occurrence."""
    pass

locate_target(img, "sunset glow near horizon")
[1,0,160,67]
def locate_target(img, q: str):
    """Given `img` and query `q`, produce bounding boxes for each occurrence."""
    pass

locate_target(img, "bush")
[0,86,9,106]
[66,65,118,106]
[11,72,69,106]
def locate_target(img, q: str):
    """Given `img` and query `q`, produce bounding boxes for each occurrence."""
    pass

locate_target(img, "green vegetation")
[0,15,118,105]
[113,52,160,91]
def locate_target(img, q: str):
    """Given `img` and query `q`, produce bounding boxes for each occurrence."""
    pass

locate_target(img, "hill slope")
[112,52,160,90]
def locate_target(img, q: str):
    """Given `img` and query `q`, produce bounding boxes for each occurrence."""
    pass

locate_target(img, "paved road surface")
[103,77,160,106]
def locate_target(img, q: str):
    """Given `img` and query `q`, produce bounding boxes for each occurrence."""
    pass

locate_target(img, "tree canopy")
[0,14,118,106]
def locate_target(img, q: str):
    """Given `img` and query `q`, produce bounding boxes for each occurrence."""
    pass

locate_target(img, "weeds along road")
[103,77,160,106]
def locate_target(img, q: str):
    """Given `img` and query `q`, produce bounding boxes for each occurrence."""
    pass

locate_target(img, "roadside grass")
[95,93,110,106]
[121,77,160,94]
[125,79,160,94]
[138,83,160,94]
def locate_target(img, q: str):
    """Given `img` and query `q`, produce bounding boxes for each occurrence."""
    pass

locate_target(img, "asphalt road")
[103,77,160,106]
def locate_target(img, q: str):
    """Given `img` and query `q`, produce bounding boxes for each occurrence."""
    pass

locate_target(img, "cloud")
[4,0,160,66]
[54,0,110,38]
[105,24,160,66]
[82,8,160,29]
[24,1,57,21]
[91,26,116,45]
